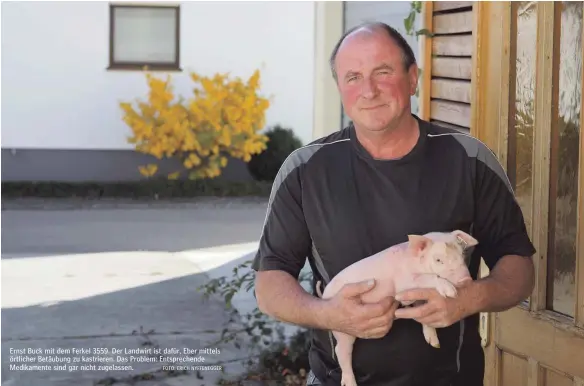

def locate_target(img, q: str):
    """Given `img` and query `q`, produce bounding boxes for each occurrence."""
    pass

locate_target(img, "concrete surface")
[1,197,269,257]
[1,198,306,386]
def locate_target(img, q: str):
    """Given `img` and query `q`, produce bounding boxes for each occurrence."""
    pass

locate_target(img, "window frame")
[108,3,181,71]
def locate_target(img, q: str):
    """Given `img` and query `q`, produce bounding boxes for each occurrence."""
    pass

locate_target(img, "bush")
[1,179,273,199]
[197,259,313,385]
[224,329,310,385]
[247,125,303,182]
[119,70,271,181]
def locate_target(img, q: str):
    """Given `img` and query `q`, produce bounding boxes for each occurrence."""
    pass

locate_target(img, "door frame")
[471,1,584,384]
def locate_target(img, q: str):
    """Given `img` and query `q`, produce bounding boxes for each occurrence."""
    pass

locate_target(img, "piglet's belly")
[358,280,396,303]
[322,256,401,301]
[324,271,398,304]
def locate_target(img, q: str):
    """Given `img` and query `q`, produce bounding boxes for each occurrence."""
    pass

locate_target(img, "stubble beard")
[354,107,409,137]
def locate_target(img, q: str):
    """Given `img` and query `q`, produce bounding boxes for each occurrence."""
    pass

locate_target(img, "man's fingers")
[415,313,443,325]
[364,306,398,327]
[394,302,434,319]
[342,279,376,297]
[361,297,393,316]
[390,300,400,311]
[379,296,398,312]
[362,321,393,338]
[369,328,390,338]
[417,317,446,328]
[395,288,433,303]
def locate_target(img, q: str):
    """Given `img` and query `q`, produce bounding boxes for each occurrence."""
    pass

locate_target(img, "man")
[251,22,535,386]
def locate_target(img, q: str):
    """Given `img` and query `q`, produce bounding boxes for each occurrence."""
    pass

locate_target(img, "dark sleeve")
[251,160,311,280]
[472,143,537,270]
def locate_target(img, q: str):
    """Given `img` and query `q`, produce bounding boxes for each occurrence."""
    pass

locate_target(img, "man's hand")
[393,285,469,328]
[325,279,400,339]
[392,254,535,328]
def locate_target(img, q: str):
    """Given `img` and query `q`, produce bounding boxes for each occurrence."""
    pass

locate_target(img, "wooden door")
[472,1,584,385]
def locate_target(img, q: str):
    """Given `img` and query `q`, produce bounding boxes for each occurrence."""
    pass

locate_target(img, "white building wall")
[1,1,316,150]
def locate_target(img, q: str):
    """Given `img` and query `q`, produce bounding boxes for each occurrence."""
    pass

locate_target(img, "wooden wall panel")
[433,1,473,12]
[428,2,474,132]
[430,100,471,127]
[501,351,528,386]
[432,35,474,56]
[544,368,573,386]
[433,11,473,34]
[497,307,584,380]
[431,57,472,79]
[431,79,471,103]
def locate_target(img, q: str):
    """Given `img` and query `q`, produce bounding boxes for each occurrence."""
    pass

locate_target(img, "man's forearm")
[255,270,331,330]
[460,254,535,316]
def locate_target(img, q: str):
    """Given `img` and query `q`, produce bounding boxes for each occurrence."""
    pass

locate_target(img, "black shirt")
[251,115,536,386]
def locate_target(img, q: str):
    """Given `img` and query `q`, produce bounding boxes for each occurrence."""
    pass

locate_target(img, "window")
[108,3,180,71]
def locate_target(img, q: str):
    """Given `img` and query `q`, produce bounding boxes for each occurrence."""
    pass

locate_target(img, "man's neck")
[354,114,420,160]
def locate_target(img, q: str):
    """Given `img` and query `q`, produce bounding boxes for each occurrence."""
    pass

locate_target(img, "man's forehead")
[336,30,402,66]
[339,27,393,51]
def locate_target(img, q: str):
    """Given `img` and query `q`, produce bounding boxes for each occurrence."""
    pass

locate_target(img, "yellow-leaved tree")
[119,70,270,180]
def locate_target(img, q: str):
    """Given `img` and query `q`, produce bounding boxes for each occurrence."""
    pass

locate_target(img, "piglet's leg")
[407,274,457,298]
[434,277,457,298]
[422,324,440,348]
[333,331,358,386]
[401,274,457,349]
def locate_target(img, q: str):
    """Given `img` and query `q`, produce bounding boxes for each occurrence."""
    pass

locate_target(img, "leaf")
[225,292,234,308]
[168,171,180,180]
[413,1,422,13]
[416,29,435,37]
[404,12,415,34]
[245,281,255,292]
[138,164,158,177]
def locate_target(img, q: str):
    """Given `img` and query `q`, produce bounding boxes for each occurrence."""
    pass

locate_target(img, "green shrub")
[1,179,273,199]
[247,125,303,182]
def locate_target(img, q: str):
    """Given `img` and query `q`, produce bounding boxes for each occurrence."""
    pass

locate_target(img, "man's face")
[334,29,418,133]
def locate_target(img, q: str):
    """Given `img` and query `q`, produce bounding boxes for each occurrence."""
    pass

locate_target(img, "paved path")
[1,198,304,386]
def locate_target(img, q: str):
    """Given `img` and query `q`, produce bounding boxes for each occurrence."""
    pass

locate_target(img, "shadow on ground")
[1,200,309,385]
[1,249,274,386]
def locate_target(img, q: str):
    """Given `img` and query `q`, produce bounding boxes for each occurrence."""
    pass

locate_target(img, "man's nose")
[360,78,378,99]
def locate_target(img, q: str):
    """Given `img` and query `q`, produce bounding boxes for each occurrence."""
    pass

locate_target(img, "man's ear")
[408,64,419,96]
[408,234,431,255]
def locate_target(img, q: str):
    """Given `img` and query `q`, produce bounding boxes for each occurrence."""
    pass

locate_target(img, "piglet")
[315,230,478,386]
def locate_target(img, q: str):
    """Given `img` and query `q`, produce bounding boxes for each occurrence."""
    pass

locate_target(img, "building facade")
[1,1,423,183]
[1,1,317,182]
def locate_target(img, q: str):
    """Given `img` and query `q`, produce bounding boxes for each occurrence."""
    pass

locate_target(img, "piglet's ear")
[408,235,431,255]
[452,230,479,248]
